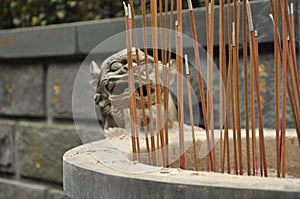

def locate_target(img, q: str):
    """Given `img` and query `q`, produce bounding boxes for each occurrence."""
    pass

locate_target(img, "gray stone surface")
[47,61,104,122]
[0,24,76,58]
[64,140,300,199]
[0,178,46,199]
[237,53,294,128]
[188,51,295,129]
[48,189,70,199]
[16,122,81,183]
[47,62,80,119]
[0,121,15,173]
[76,19,127,54]
[0,64,45,117]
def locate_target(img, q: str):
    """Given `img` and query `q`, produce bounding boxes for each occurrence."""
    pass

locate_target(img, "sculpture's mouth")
[104,73,157,109]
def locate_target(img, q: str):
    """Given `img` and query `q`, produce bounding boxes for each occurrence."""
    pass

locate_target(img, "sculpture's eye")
[94,93,101,104]
[121,59,127,65]
[110,62,123,71]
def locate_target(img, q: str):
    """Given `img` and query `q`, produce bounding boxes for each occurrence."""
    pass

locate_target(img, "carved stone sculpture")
[90,48,177,130]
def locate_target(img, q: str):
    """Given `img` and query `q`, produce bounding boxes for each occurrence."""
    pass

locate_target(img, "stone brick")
[16,122,81,183]
[258,53,294,128]
[0,120,15,173]
[0,64,45,117]
[0,178,46,199]
[47,62,80,119]
[48,61,103,122]
[48,189,70,199]
[0,24,76,58]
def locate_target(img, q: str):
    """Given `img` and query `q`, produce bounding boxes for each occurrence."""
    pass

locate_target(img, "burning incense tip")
[291,3,294,15]
[254,30,258,37]
[208,3,212,15]
[123,2,128,16]
[185,54,189,75]
[175,20,179,37]
[246,0,254,32]
[187,0,193,11]
[269,14,274,24]
[128,4,132,19]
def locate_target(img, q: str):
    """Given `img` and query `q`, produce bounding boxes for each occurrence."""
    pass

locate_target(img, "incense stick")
[279,0,287,178]
[287,38,300,137]
[129,1,150,163]
[158,0,166,166]
[246,0,257,176]
[210,0,216,172]
[227,0,238,175]
[254,30,268,177]
[124,2,138,161]
[231,23,238,175]
[129,3,141,161]
[243,0,250,176]
[150,0,166,166]
[163,0,170,167]
[205,0,216,172]
[219,0,225,172]
[187,0,213,171]
[254,31,263,177]
[141,0,157,165]
[233,0,243,175]
[185,54,199,171]
[175,11,185,169]
[282,1,299,100]
[269,0,281,178]
[223,38,234,174]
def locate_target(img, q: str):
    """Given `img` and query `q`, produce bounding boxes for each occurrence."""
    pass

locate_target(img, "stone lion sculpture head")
[90,48,177,130]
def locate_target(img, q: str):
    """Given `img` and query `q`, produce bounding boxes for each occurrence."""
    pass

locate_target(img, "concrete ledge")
[0,0,289,58]
[0,24,76,58]
[0,178,70,199]
[63,139,300,199]
[0,178,46,199]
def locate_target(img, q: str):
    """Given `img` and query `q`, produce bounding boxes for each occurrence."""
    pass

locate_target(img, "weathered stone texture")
[0,178,46,199]
[0,121,15,173]
[16,122,81,183]
[0,24,76,58]
[237,53,294,128]
[48,189,70,199]
[47,62,80,119]
[0,64,45,117]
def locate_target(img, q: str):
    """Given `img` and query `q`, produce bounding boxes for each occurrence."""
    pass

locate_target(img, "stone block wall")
[0,1,298,198]
[0,60,84,198]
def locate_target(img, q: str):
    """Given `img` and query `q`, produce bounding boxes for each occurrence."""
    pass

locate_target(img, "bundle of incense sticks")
[121,0,299,177]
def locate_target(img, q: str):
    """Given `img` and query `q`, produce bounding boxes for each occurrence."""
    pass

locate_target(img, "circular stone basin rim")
[63,139,300,199]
